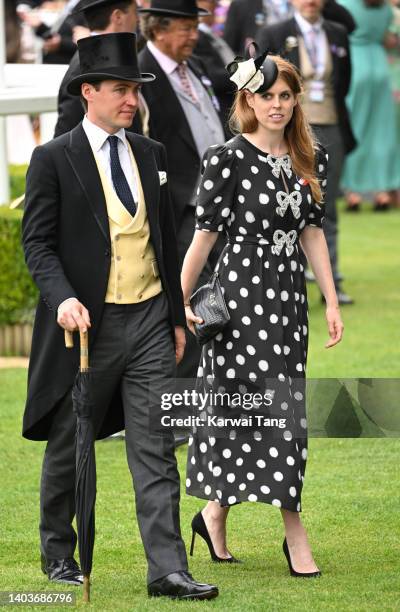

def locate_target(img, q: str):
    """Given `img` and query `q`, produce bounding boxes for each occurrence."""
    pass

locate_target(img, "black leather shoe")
[41,553,83,586]
[148,570,218,600]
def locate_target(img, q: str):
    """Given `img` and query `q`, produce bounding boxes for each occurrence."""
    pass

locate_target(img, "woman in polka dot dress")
[181,53,344,576]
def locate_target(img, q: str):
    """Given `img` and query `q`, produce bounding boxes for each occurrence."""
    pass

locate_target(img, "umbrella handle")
[80,330,89,371]
[64,330,89,371]
[64,330,74,348]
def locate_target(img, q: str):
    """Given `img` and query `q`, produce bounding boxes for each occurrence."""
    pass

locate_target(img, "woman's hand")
[325,306,344,348]
[185,305,203,335]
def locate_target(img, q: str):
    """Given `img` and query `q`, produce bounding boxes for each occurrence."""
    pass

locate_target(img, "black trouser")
[40,293,188,583]
[311,124,345,288]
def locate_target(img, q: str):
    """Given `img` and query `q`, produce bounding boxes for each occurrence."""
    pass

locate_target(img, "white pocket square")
[159,171,167,185]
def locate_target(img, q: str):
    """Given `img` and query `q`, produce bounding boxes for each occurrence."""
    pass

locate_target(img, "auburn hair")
[229,55,322,203]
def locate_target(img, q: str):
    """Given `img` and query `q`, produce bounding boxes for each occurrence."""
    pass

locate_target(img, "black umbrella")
[65,329,96,603]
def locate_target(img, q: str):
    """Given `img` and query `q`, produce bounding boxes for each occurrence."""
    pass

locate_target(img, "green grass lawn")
[307,203,400,377]
[1,206,399,610]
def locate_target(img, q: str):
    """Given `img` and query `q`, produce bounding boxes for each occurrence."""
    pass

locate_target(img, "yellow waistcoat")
[93,144,162,304]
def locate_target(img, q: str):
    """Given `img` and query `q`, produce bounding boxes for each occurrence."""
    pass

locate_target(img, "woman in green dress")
[338,0,400,210]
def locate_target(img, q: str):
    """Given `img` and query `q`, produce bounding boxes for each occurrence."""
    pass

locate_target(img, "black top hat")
[71,0,127,16]
[67,32,155,96]
[138,0,210,18]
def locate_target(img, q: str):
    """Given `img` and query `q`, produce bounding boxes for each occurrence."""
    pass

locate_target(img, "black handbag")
[189,272,231,346]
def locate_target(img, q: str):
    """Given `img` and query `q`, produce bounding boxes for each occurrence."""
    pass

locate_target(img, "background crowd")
[5,0,400,204]
[4,0,400,311]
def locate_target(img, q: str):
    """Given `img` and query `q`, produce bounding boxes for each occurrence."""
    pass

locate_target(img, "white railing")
[0,44,68,202]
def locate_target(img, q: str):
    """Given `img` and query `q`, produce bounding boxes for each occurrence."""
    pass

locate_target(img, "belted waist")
[227,229,298,256]
[228,236,271,245]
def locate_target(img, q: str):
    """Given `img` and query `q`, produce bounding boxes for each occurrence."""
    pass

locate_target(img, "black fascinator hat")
[227,42,278,94]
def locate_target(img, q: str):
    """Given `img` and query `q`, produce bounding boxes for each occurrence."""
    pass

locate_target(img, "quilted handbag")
[189,272,231,346]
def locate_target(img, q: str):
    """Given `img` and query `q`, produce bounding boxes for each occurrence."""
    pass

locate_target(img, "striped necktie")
[307,25,320,73]
[176,63,199,106]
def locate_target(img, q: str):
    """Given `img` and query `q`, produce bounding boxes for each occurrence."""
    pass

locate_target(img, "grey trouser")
[39,293,188,583]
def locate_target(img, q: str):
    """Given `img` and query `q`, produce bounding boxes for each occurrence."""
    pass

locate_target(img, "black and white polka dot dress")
[186,134,327,512]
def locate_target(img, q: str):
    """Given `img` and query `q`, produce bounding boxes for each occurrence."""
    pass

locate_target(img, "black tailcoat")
[256,17,357,153]
[22,124,185,441]
[223,0,266,55]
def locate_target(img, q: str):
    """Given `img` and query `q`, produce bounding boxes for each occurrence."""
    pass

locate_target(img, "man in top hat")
[138,0,226,384]
[54,0,144,137]
[22,31,218,600]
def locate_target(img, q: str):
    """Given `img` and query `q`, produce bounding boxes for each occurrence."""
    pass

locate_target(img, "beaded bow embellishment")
[271,229,298,256]
[267,154,292,179]
[276,191,302,219]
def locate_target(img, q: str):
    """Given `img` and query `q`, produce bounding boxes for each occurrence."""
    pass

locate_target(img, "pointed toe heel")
[191,511,241,564]
[282,538,321,578]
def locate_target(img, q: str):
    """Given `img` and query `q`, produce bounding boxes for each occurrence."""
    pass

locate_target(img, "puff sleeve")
[307,145,328,228]
[195,143,238,233]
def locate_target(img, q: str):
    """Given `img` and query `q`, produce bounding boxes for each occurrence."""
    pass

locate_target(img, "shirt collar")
[294,11,323,35]
[82,115,127,153]
[147,40,180,76]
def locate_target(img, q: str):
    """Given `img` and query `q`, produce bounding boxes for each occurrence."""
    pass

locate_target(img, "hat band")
[79,65,142,79]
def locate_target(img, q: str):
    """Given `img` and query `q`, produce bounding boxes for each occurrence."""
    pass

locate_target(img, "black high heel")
[282,538,321,578]
[190,512,241,563]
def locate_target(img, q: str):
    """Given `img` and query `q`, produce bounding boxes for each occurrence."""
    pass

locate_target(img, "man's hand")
[174,326,186,364]
[57,298,91,333]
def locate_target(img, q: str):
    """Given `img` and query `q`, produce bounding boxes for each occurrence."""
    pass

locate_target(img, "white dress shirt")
[82,115,138,202]
[294,11,326,77]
